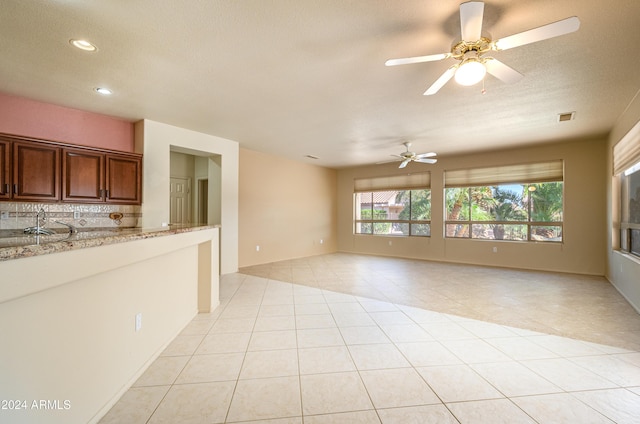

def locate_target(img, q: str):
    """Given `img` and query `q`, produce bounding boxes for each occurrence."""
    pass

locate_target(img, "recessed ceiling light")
[94,87,112,95]
[70,39,97,52]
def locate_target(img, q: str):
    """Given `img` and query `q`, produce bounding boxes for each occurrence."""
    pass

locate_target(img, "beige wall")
[607,90,640,311]
[0,229,219,424]
[337,137,608,275]
[239,148,337,267]
[170,151,196,176]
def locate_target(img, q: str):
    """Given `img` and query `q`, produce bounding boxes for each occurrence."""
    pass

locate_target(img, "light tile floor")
[240,253,640,351]
[100,254,640,423]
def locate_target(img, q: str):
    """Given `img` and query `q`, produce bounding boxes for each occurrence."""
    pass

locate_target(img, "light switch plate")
[135,313,142,332]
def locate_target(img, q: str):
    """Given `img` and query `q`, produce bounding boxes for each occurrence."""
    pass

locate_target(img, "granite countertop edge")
[0,224,219,262]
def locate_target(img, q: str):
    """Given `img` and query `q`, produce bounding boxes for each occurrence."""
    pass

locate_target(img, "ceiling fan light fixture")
[454,58,486,86]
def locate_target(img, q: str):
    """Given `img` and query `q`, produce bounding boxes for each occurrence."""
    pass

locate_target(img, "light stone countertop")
[0,224,219,262]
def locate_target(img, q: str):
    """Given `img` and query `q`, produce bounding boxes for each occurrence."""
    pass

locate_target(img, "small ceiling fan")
[385,1,580,95]
[379,142,437,168]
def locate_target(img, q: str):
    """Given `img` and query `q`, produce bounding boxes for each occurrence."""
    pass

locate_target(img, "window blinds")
[444,160,563,187]
[354,172,430,192]
[613,120,640,175]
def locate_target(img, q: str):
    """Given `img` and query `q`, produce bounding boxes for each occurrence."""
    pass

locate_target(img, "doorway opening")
[197,178,209,225]
[169,148,221,226]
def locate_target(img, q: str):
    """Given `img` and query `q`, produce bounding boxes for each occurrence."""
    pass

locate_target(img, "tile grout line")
[111,271,640,424]
[223,274,270,424]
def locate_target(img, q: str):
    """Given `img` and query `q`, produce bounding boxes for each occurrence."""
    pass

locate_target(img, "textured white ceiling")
[1,0,639,168]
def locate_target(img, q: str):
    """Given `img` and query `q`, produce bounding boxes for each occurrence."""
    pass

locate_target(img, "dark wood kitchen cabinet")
[0,133,142,205]
[62,148,104,202]
[0,139,10,200]
[105,154,142,204]
[63,148,142,204]
[12,141,60,201]
[1,136,62,202]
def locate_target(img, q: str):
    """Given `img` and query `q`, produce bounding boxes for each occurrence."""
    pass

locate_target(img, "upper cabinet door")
[0,140,10,199]
[62,148,105,203]
[12,142,60,201]
[105,154,142,204]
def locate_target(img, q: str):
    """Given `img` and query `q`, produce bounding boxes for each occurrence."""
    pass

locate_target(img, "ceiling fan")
[379,142,437,168]
[385,1,580,95]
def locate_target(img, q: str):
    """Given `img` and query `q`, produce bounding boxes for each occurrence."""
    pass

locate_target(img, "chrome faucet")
[53,220,78,234]
[23,208,55,235]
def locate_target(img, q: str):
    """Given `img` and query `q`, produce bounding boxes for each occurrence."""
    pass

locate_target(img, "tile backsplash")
[0,202,141,230]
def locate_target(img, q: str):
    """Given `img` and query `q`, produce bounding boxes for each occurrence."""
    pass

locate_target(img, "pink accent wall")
[0,92,134,152]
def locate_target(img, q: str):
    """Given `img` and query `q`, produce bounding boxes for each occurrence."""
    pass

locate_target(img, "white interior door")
[170,177,191,224]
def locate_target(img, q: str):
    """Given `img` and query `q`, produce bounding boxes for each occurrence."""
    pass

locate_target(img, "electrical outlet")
[388,240,392,246]
[256,245,260,252]
[0,211,8,220]
[73,211,80,219]
[320,239,323,244]
[493,247,498,253]
[135,313,142,332]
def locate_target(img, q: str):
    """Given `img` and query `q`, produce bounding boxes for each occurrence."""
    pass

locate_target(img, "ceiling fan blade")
[460,1,485,41]
[493,16,580,51]
[399,159,411,169]
[484,58,523,84]
[415,152,437,159]
[424,65,457,96]
[385,53,450,67]
[415,158,438,164]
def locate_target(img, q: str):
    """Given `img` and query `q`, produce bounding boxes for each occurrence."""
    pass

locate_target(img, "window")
[444,161,564,242]
[354,173,431,237]
[620,162,640,257]
[615,121,640,258]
